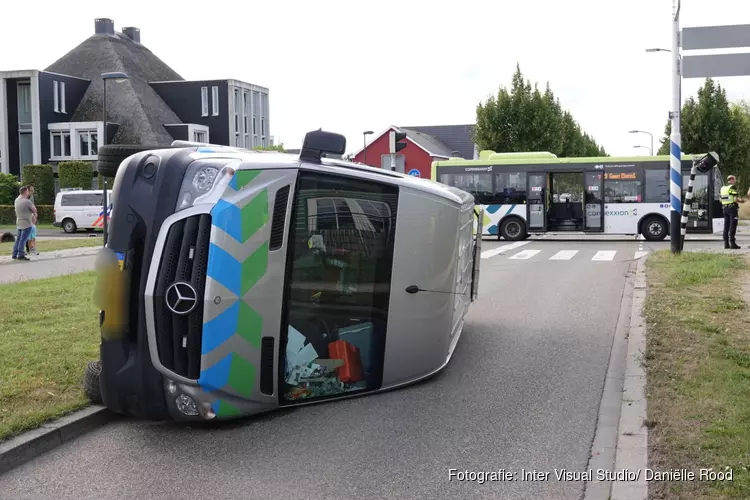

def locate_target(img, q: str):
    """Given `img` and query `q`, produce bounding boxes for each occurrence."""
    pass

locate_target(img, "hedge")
[0,205,54,225]
[0,173,20,205]
[59,161,94,190]
[21,164,55,205]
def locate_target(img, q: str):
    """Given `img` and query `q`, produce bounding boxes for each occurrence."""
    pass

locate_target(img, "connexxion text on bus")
[431,150,726,241]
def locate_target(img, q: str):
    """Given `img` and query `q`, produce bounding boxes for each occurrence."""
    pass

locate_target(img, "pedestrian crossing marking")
[480,247,651,262]
[480,240,531,259]
[592,250,617,261]
[549,250,579,260]
[509,249,541,260]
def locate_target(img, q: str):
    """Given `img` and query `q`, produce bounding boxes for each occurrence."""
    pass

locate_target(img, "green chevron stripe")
[227,354,255,398]
[234,170,262,191]
[241,241,269,295]
[237,301,262,348]
[241,190,268,242]
[214,400,242,418]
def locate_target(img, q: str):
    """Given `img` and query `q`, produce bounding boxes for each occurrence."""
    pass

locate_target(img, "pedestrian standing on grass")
[12,185,37,261]
[720,175,745,250]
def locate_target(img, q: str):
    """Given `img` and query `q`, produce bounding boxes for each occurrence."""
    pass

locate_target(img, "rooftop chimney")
[95,18,115,35]
[122,27,140,43]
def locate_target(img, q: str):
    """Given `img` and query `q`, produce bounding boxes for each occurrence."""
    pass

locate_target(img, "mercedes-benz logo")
[165,282,198,315]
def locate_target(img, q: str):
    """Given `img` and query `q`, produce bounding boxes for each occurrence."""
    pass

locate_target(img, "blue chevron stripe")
[206,243,241,296]
[201,302,240,355]
[197,353,233,392]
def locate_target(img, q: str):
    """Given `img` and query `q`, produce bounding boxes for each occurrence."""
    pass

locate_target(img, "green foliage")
[475,63,607,157]
[0,173,21,205]
[58,161,94,190]
[21,164,55,205]
[0,205,54,224]
[657,78,750,194]
[253,143,285,152]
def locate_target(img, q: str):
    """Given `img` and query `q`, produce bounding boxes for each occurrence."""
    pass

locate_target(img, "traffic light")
[389,130,407,154]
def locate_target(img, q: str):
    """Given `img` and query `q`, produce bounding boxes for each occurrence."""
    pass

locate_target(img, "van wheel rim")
[506,221,521,237]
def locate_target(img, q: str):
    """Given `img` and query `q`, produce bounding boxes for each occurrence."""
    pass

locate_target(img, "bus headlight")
[175,163,236,211]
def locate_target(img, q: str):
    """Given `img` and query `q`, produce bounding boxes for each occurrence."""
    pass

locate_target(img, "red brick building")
[351,125,476,179]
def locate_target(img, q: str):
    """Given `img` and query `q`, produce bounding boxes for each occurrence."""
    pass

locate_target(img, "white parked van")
[53,189,108,233]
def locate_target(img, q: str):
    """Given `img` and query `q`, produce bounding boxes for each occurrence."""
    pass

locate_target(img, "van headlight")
[176,163,236,211]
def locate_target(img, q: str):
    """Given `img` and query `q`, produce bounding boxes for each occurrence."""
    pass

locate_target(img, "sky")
[1,0,750,157]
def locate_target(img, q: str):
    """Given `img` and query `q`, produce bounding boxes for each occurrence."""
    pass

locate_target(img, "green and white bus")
[431,150,726,241]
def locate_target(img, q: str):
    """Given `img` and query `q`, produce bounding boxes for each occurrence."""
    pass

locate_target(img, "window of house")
[644,168,669,202]
[201,86,209,117]
[244,134,249,147]
[78,130,98,157]
[53,81,59,113]
[252,116,257,135]
[194,130,207,143]
[60,82,66,113]
[494,171,527,204]
[281,171,398,403]
[243,91,249,133]
[51,131,71,158]
[211,86,219,116]
[604,169,643,203]
[261,117,265,136]
[17,83,31,129]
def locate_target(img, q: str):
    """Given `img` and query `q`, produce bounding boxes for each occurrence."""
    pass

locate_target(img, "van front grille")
[153,214,212,379]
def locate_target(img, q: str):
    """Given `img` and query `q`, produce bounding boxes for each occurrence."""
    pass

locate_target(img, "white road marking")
[509,249,541,260]
[480,240,531,259]
[634,251,649,260]
[549,250,579,260]
[592,250,617,261]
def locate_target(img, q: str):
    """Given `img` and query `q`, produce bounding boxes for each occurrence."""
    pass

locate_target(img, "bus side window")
[494,172,526,204]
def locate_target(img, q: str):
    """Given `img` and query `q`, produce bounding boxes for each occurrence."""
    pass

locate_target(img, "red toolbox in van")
[328,340,364,383]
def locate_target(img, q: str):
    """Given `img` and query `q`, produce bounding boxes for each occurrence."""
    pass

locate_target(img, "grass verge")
[644,251,750,499]
[0,272,99,441]
[0,237,103,256]
[0,223,57,231]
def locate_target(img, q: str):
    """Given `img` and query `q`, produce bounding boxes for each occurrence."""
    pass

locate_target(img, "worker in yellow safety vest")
[720,175,745,249]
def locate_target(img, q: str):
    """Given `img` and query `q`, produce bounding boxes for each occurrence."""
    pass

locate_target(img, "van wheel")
[641,216,668,241]
[500,217,527,241]
[62,218,77,233]
[97,144,161,178]
[83,360,103,404]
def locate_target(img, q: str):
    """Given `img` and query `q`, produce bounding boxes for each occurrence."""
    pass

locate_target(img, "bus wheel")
[641,216,668,241]
[500,217,526,241]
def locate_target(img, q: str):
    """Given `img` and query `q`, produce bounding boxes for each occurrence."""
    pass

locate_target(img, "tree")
[475,63,607,157]
[656,78,750,193]
[253,143,285,152]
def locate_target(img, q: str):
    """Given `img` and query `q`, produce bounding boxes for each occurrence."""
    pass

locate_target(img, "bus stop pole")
[669,0,682,254]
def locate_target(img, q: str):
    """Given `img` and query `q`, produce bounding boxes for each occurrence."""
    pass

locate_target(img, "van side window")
[61,194,87,206]
[280,171,398,403]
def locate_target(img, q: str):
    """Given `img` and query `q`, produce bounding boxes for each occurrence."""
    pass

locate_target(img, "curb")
[0,405,116,476]
[583,259,636,500]
[0,246,102,265]
[610,256,649,500]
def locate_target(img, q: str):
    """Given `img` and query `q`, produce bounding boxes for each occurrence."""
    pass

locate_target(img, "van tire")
[641,215,668,241]
[500,217,527,241]
[97,144,160,178]
[1,231,14,243]
[62,218,77,233]
[83,360,103,404]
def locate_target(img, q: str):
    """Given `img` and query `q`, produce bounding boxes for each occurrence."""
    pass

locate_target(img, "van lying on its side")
[53,189,108,233]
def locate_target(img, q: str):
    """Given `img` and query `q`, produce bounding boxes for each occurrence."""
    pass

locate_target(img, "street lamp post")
[362,130,373,165]
[100,72,129,247]
[634,145,653,156]
[629,130,654,156]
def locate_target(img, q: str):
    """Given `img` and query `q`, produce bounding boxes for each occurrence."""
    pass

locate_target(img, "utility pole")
[669,0,682,253]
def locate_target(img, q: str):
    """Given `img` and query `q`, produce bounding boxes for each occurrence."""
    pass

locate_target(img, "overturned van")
[90,130,483,422]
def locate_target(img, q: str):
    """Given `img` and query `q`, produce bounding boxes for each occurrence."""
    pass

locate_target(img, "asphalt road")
[0,238,640,499]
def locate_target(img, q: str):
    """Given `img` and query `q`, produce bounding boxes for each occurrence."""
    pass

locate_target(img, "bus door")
[584,171,604,231]
[527,172,547,231]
